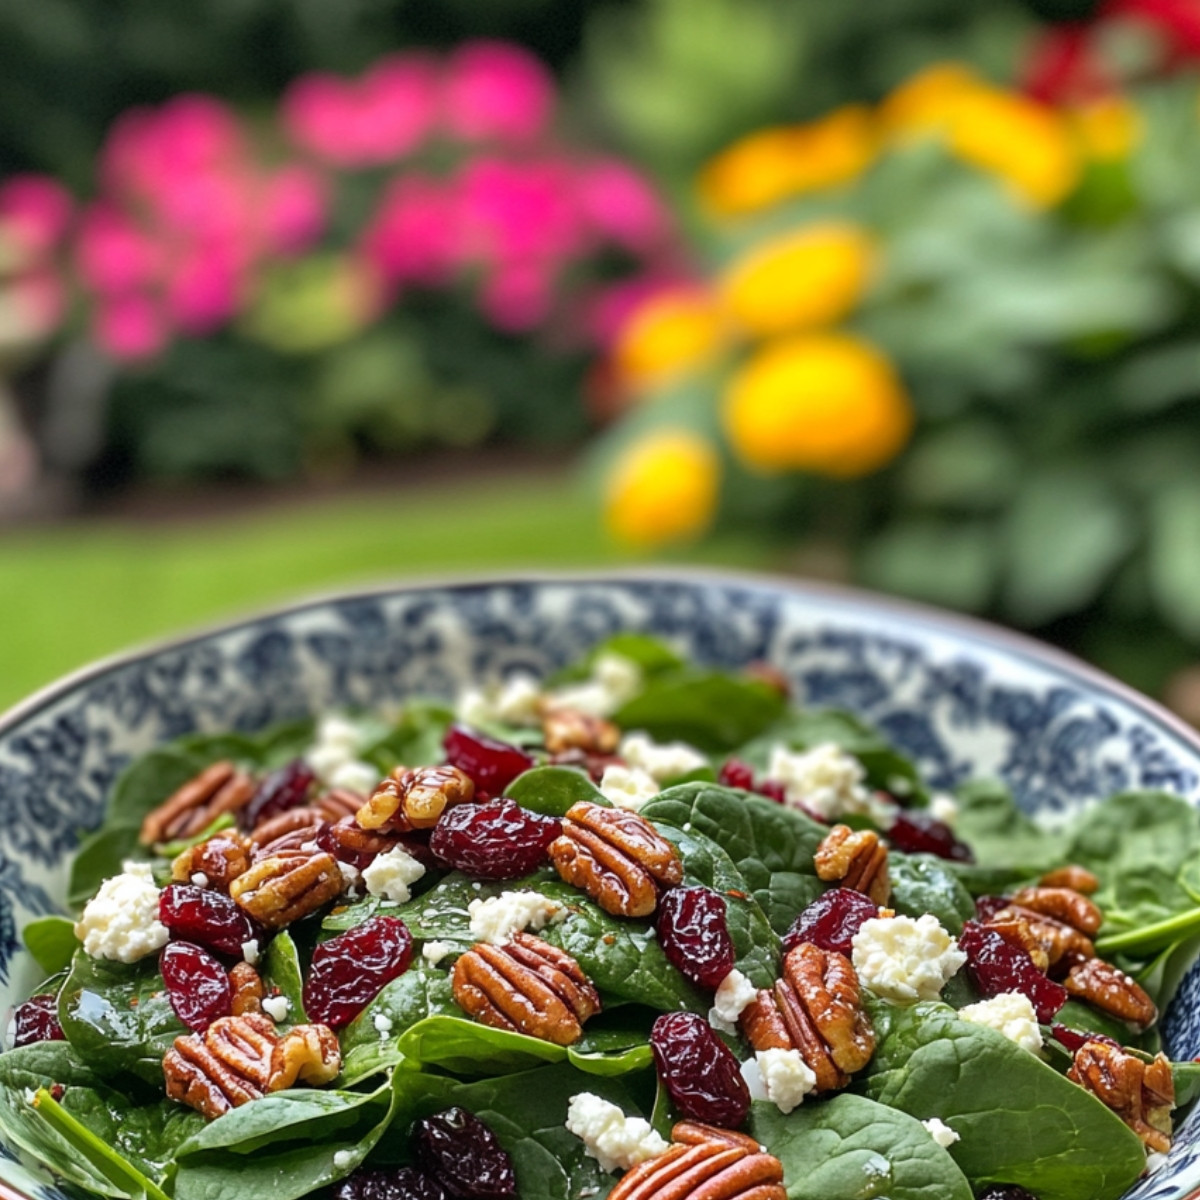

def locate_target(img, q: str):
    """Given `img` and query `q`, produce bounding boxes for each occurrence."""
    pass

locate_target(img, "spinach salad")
[4,634,1199,1200]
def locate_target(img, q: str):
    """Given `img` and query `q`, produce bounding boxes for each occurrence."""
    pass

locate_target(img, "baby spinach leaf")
[362,701,454,773]
[749,1094,973,1200]
[263,931,308,1024]
[339,961,457,1055]
[68,829,149,912]
[339,1041,405,1086]
[506,765,608,816]
[951,780,1066,876]
[1173,1061,1200,1107]
[23,916,79,976]
[548,633,683,685]
[889,855,976,935]
[58,950,186,1086]
[861,1000,1146,1200]
[1051,999,1151,1049]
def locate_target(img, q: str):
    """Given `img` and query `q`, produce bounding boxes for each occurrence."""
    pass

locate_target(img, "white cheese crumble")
[851,914,966,1004]
[332,1150,355,1171]
[764,743,895,825]
[361,845,427,903]
[709,969,759,1029]
[922,1118,960,1148]
[565,1093,669,1173]
[74,862,168,963]
[306,714,378,796]
[598,764,660,812]
[241,938,260,966]
[467,891,567,945]
[262,995,291,1023]
[740,1049,816,1114]
[544,652,643,718]
[1147,1151,1169,1175]
[958,991,1043,1054]
[422,940,455,966]
[373,1013,394,1036]
[337,860,363,895]
[190,872,209,888]
[457,672,544,728]
[618,733,708,782]
[929,793,960,827]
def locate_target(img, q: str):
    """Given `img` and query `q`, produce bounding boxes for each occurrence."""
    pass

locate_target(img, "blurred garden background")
[5,0,1200,719]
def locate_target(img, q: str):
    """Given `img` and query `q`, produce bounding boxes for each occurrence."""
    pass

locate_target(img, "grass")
[0,473,771,712]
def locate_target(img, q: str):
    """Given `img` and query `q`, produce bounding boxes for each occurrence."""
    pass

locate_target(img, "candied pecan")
[317,814,402,869]
[1039,865,1100,894]
[814,825,890,906]
[1068,1042,1174,1153]
[140,761,256,846]
[357,765,475,833]
[548,801,683,918]
[171,829,253,892]
[251,807,324,850]
[608,1124,786,1200]
[163,1013,340,1119]
[987,904,1095,973]
[452,932,600,1046]
[985,916,1052,973]
[1009,886,1103,937]
[541,707,621,756]
[741,943,875,1093]
[1064,959,1157,1030]
[314,788,364,821]
[229,962,265,1016]
[230,850,343,928]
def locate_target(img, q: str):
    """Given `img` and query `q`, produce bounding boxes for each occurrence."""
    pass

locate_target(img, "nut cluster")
[230,850,343,928]
[171,829,253,892]
[987,884,1101,973]
[1068,1041,1174,1153]
[741,943,875,1093]
[357,764,475,832]
[140,761,255,846]
[548,801,683,918]
[541,708,621,757]
[814,825,890,906]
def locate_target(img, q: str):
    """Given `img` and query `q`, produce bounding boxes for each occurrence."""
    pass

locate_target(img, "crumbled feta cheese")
[709,969,758,1028]
[852,914,966,1003]
[422,940,455,966]
[457,673,544,728]
[327,760,380,795]
[241,938,260,966]
[544,652,643,717]
[922,1118,960,1148]
[190,872,209,888]
[74,862,168,963]
[618,733,708,782]
[22,1088,36,1105]
[598,765,660,812]
[362,845,427,903]
[740,1049,816,1115]
[929,794,960,827]
[306,714,377,795]
[373,1013,394,1036]
[467,891,566,945]
[337,860,362,895]
[262,995,291,1023]
[316,715,363,751]
[332,1150,355,1171]
[765,743,895,825]
[958,992,1043,1053]
[565,1093,669,1173]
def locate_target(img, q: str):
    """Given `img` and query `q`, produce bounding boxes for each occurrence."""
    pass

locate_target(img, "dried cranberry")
[304,916,413,1028]
[976,1188,1040,1200]
[429,799,561,879]
[782,888,880,957]
[1050,1023,1121,1053]
[241,759,316,830]
[656,886,736,990]
[650,1011,751,1129]
[413,1107,517,1198]
[12,994,64,1047]
[974,895,1010,923]
[443,726,534,796]
[160,884,263,958]
[160,941,233,1032]
[333,1168,447,1200]
[718,759,756,790]
[887,810,974,863]
[958,921,1067,1023]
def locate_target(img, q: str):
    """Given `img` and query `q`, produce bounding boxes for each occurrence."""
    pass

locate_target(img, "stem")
[1096,906,1200,956]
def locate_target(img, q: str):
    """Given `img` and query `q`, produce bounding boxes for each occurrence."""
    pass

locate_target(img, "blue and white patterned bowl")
[1,569,1198,1200]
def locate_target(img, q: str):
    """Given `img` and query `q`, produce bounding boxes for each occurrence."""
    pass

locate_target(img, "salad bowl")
[0,568,1199,1200]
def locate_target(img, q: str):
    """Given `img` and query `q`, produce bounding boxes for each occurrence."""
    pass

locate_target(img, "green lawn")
[0,473,771,712]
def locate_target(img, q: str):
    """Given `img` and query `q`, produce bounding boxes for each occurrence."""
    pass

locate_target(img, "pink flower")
[361,174,461,286]
[0,175,74,258]
[479,258,554,333]
[9,269,67,338]
[576,160,670,252]
[164,245,242,334]
[92,292,167,361]
[261,165,328,255]
[75,204,162,294]
[585,274,693,346]
[442,41,554,143]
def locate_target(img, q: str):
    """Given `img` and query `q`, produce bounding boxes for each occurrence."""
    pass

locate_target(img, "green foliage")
[22,916,79,976]
[505,765,609,815]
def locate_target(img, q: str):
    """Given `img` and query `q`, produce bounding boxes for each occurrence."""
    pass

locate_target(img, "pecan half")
[548,801,683,918]
[1064,959,1157,1030]
[741,943,875,1093]
[985,916,1052,973]
[230,851,342,928]
[140,762,256,846]
[250,808,324,851]
[229,963,264,1016]
[1010,886,1103,937]
[1068,1042,1174,1153]
[356,765,475,833]
[1039,865,1100,894]
[452,933,600,1045]
[988,903,1095,973]
[163,1013,340,1119]
[314,788,364,822]
[608,1123,786,1200]
[171,829,253,892]
[542,708,621,756]
[319,814,403,868]
[814,825,890,906]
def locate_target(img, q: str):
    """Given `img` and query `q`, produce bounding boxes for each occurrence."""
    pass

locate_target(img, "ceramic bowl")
[1,569,1198,1200]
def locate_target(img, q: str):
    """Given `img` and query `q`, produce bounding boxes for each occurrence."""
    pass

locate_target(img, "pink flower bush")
[576,160,671,252]
[0,175,73,258]
[361,174,462,288]
[442,41,555,143]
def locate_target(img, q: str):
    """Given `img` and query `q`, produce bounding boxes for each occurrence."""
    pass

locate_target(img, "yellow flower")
[697,106,875,220]
[723,332,912,478]
[613,289,725,389]
[605,428,721,547]
[879,63,983,142]
[719,222,876,337]
[1073,96,1142,161]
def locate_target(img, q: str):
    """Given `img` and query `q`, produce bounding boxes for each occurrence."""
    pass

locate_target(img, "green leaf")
[888,854,976,935]
[548,634,683,685]
[154,813,236,860]
[68,827,147,912]
[263,931,308,1024]
[506,765,609,816]
[339,961,458,1056]
[23,916,79,976]
[1149,479,1200,640]
[859,519,998,612]
[952,780,1066,877]
[362,701,455,773]
[750,1094,973,1200]
[861,1001,1146,1200]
